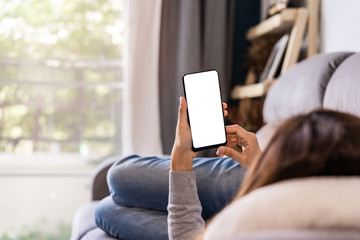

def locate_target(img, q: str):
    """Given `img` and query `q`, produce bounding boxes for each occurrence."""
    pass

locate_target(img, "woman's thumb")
[178,97,188,121]
[216,146,236,158]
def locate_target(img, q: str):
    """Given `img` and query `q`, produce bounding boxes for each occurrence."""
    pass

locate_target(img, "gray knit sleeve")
[168,171,205,240]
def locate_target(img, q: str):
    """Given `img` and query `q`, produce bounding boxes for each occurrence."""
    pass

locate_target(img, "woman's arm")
[168,170,205,239]
[167,97,260,240]
[168,97,204,240]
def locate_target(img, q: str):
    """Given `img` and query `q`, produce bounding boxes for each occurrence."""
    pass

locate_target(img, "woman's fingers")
[227,134,238,145]
[221,124,262,170]
[223,103,228,117]
[226,126,250,146]
[226,124,248,135]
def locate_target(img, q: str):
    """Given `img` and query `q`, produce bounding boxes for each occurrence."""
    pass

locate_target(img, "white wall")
[321,0,360,53]
[0,154,95,236]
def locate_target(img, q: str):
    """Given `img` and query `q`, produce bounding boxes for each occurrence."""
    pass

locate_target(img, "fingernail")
[217,147,225,156]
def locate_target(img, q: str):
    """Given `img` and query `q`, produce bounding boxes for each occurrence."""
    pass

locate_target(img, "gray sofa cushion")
[227,230,360,240]
[92,156,118,201]
[255,122,278,150]
[80,228,117,240]
[263,52,353,123]
[71,201,118,240]
[324,52,360,118]
[71,201,99,240]
[203,177,360,240]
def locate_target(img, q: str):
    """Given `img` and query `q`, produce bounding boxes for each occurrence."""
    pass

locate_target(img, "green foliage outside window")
[0,0,124,155]
[0,224,71,240]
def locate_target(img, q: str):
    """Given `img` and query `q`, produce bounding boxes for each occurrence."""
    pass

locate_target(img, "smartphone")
[182,70,227,151]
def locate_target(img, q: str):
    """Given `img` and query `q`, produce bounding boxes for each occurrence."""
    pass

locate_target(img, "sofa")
[71,51,360,240]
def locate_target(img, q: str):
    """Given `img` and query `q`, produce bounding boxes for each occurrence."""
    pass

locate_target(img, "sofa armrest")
[91,156,119,201]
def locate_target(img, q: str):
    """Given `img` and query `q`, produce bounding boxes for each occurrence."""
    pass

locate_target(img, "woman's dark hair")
[237,109,360,198]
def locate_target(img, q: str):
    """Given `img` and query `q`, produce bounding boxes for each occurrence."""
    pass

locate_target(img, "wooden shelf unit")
[231,79,275,99]
[246,8,299,41]
[232,0,320,100]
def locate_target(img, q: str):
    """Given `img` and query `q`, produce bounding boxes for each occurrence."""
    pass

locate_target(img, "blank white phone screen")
[183,70,226,149]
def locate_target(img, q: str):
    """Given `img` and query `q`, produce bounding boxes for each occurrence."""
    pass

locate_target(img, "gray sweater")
[168,171,205,240]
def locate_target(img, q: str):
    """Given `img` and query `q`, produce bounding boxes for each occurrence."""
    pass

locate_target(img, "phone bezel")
[182,69,227,152]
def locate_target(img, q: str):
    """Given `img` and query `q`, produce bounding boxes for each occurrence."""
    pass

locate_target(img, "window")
[0,0,124,157]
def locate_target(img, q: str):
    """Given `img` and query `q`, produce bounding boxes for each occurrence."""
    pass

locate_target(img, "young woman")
[168,97,360,239]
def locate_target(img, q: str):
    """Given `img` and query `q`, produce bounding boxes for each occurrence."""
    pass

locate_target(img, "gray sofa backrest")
[324,52,360,117]
[256,52,355,149]
[263,52,353,123]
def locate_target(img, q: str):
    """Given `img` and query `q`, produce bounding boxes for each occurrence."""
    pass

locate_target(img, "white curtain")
[122,0,163,155]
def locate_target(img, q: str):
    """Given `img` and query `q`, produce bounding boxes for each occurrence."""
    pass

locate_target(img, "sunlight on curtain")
[122,0,163,155]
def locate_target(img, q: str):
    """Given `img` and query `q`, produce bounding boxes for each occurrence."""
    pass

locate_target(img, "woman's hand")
[171,97,196,171]
[171,97,228,171]
[216,125,261,170]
